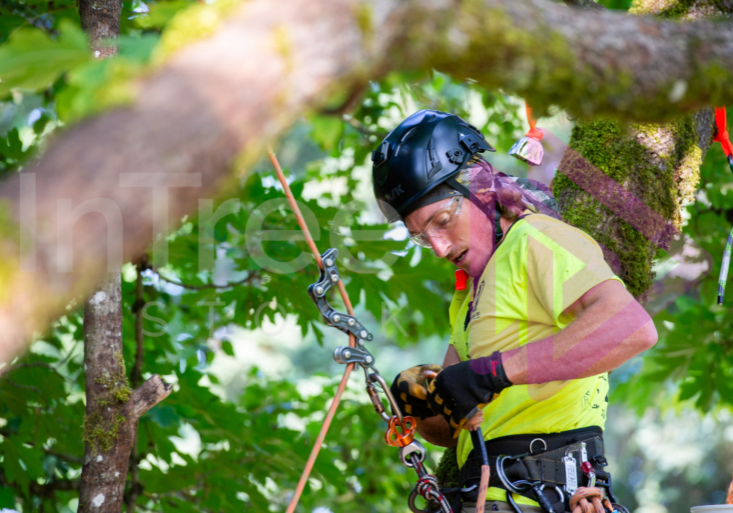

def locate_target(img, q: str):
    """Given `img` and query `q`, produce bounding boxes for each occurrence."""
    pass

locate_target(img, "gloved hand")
[390,364,444,421]
[426,351,512,438]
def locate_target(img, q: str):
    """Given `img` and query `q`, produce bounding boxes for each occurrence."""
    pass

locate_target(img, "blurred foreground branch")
[2,0,733,358]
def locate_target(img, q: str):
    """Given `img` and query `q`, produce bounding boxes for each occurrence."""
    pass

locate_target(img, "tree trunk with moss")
[555,0,728,299]
[80,272,132,513]
[79,273,172,512]
[79,0,121,58]
[77,2,172,510]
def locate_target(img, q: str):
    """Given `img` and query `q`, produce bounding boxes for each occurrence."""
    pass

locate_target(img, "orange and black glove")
[426,351,512,438]
[390,364,444,421]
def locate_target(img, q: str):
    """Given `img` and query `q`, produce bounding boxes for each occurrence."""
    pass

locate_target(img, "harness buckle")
[562,454,578,496]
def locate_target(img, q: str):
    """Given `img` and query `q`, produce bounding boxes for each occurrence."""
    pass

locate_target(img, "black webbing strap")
[459,427,605,506]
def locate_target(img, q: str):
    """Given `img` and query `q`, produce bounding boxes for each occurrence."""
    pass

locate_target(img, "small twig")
[43,448,84,465]
[131,258,146,389]
[154,268,256,290]
[3,361,77,383]
[0,430,83,464]
[318,83,368,116]
[344,117,382,137]
[128,257,147,513]
[6,379,44,398]
[55,338,82,368]
[132,375,172,421]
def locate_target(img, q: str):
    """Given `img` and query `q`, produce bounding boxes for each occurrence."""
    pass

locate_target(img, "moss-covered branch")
[429,0,733,121]
[2,0,733,353]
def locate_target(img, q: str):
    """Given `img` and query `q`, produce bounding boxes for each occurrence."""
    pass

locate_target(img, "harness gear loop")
[569,487,613,513]
[408,458,454,513]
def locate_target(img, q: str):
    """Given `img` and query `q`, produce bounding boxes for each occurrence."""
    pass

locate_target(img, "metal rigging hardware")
[307,247,451,513]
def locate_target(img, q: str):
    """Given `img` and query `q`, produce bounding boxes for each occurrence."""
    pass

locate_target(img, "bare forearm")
[416,415,457,448]
[503,296,657,384]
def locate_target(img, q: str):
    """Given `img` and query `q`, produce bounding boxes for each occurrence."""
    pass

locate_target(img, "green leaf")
[134,1,195,29]
[309,115,343,151]
[0,486,14,508]
[0,19,91,99]
[0,9,25,45]
[118,34,160,63]
[221,340,235,356]
[0,128,30,161]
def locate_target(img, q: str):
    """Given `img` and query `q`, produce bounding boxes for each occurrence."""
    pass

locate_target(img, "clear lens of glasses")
[409,196,463,249]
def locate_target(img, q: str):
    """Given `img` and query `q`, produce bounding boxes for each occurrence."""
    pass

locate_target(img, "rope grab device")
[268,149,455,513]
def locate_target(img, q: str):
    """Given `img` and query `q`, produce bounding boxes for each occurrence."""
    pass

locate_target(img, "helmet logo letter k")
[385,184,404,202]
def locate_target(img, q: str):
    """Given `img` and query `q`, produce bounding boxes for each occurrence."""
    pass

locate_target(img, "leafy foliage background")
[1,0,733,511]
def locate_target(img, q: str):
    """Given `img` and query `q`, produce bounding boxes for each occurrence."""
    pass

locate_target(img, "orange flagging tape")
[714,107,733,158]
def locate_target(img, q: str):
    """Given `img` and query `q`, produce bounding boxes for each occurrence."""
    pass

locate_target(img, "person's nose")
[429,235,451,259]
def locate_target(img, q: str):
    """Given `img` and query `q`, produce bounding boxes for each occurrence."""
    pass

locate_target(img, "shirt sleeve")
[526,219,623,324]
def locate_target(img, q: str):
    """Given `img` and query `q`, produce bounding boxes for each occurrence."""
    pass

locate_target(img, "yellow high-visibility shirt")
[448,213,622,506]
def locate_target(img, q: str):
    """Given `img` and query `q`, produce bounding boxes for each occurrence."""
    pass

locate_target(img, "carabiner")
[496,455,531,495]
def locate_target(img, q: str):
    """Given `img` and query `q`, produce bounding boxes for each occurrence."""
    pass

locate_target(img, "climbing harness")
[509,102,544,166]
[458,428,630,513]
[712,107,733,305]
[269,149,455,513]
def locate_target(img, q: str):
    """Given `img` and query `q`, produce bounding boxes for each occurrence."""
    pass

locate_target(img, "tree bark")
[76,4,171,512]
[4,0,733,357]
[79,0,121,58]
[80,272,129,513]
[79,273,172,512]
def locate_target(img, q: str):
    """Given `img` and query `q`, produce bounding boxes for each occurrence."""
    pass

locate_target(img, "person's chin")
[468,254,489,277]
[452,249,469,271]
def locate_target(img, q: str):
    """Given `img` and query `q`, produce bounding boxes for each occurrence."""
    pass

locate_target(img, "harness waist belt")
[458,426,608,507]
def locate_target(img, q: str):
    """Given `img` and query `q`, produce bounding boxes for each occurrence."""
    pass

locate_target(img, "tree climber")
[371,110,657,513]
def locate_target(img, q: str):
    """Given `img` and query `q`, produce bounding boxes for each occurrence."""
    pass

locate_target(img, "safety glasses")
[409,195,463,249]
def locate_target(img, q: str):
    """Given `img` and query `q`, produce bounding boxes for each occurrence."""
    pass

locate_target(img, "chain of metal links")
[310,248,452,513]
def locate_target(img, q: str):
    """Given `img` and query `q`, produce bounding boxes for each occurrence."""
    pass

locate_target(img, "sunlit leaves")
[0,19,91,99]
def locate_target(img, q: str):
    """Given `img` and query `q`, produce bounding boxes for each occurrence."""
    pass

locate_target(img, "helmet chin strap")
[445,177,503,244]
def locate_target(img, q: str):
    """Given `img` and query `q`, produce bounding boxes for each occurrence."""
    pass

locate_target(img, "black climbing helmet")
[371,109,496,223]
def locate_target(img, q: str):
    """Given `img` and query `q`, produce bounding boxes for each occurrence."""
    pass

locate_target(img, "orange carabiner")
[384,415,416,448]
